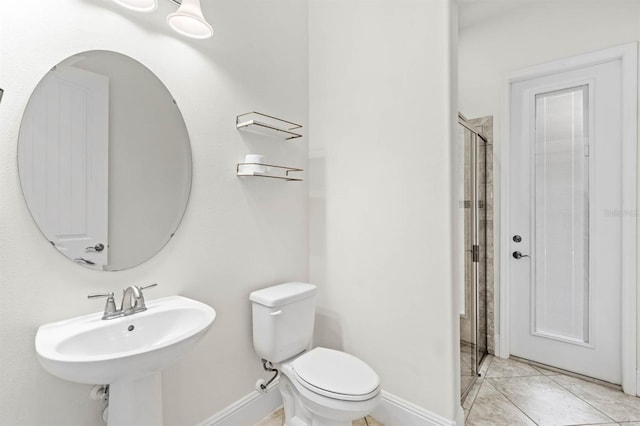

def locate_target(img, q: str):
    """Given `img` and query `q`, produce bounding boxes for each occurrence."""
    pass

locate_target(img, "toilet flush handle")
[270,310,282,316]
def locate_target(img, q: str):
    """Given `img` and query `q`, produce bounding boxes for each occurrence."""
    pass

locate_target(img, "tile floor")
[464,355,640,425]
[255,408,384,426]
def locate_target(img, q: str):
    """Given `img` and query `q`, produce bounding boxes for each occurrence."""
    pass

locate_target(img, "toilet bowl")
[279,347,381,426]
[250,282,381,426]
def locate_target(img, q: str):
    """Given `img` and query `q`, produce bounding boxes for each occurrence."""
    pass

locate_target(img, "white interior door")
[509,58,623,384]
[19,65,109,269]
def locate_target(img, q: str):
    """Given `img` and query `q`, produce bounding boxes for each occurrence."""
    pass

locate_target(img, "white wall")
[309,0,460,421]
[0,0,308,424]
[458,0,640,370]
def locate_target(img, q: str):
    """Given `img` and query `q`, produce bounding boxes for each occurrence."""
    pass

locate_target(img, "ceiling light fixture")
[112,0,213,39]
[167,0,214,39]
[112,0,158,13]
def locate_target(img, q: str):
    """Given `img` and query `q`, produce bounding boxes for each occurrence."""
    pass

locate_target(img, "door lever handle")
[86,243,105,252]
[512,251,530,259]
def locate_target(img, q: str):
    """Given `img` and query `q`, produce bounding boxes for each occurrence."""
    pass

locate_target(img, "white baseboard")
[199,386,458,426]
[371,391,457,426]
[493,333,501,358]
[198,382,282,426]
[455,406,465,426]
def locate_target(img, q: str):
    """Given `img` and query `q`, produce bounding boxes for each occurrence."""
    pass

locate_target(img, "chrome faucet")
[88,283,158,320]
[121,285,144,312]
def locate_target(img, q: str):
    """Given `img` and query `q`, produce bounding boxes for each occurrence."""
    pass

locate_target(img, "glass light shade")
[112,0,158,12]
[167,0,213,39]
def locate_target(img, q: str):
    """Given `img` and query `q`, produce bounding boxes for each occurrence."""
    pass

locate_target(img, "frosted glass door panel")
[533,86,590,344]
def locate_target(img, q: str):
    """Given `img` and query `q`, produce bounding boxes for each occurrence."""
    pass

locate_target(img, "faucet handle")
[88,292,118,318]
[88,291,115,299]
[139,283,158,291]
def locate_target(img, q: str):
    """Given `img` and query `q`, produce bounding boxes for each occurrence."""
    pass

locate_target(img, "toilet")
[250,282,381,426]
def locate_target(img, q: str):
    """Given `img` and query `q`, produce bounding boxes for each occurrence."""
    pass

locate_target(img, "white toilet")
[250,282,381,426]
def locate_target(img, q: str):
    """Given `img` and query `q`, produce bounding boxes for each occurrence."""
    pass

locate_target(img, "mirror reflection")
[18,50,192,271]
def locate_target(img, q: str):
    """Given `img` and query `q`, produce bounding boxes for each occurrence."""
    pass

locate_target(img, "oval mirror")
[18,50,192,271]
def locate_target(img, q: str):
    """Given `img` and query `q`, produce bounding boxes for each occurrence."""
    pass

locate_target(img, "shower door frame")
[459,114,488,401]
[498,43,638,395]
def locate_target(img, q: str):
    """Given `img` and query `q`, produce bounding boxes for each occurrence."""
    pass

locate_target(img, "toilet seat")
[292,347,380,402]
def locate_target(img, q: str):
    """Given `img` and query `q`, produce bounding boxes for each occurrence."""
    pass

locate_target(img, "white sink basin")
[35,295,215,426]
[36,295,215,384]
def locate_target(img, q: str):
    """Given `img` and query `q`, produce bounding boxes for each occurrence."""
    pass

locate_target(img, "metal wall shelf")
[236,163,303,182]
[236,112,302,140]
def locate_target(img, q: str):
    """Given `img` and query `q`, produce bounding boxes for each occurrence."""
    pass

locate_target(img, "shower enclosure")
[458,114,488,400]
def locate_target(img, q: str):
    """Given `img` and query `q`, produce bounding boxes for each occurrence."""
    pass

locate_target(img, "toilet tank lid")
[249,282,317,307]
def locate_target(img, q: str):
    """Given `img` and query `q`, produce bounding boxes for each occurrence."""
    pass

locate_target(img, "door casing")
[498,43,638,395]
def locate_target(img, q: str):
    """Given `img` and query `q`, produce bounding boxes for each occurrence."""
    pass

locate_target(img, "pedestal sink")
[35,295,216,426]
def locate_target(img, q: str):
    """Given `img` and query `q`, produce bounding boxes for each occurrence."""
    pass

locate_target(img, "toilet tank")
[250,282,317,362]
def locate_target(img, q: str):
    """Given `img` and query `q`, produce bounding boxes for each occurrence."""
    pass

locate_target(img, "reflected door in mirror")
[20,66,109,269]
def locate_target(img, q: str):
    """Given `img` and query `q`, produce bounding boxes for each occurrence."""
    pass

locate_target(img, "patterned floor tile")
[551,374,640,422]
[255,407,283,426]
[488,375,613,425]
[256,408,383,426]
[466,380,535,425]
[485,356,542,378]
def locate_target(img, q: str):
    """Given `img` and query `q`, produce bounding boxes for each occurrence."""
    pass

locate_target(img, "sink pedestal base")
[108,372,163,426]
